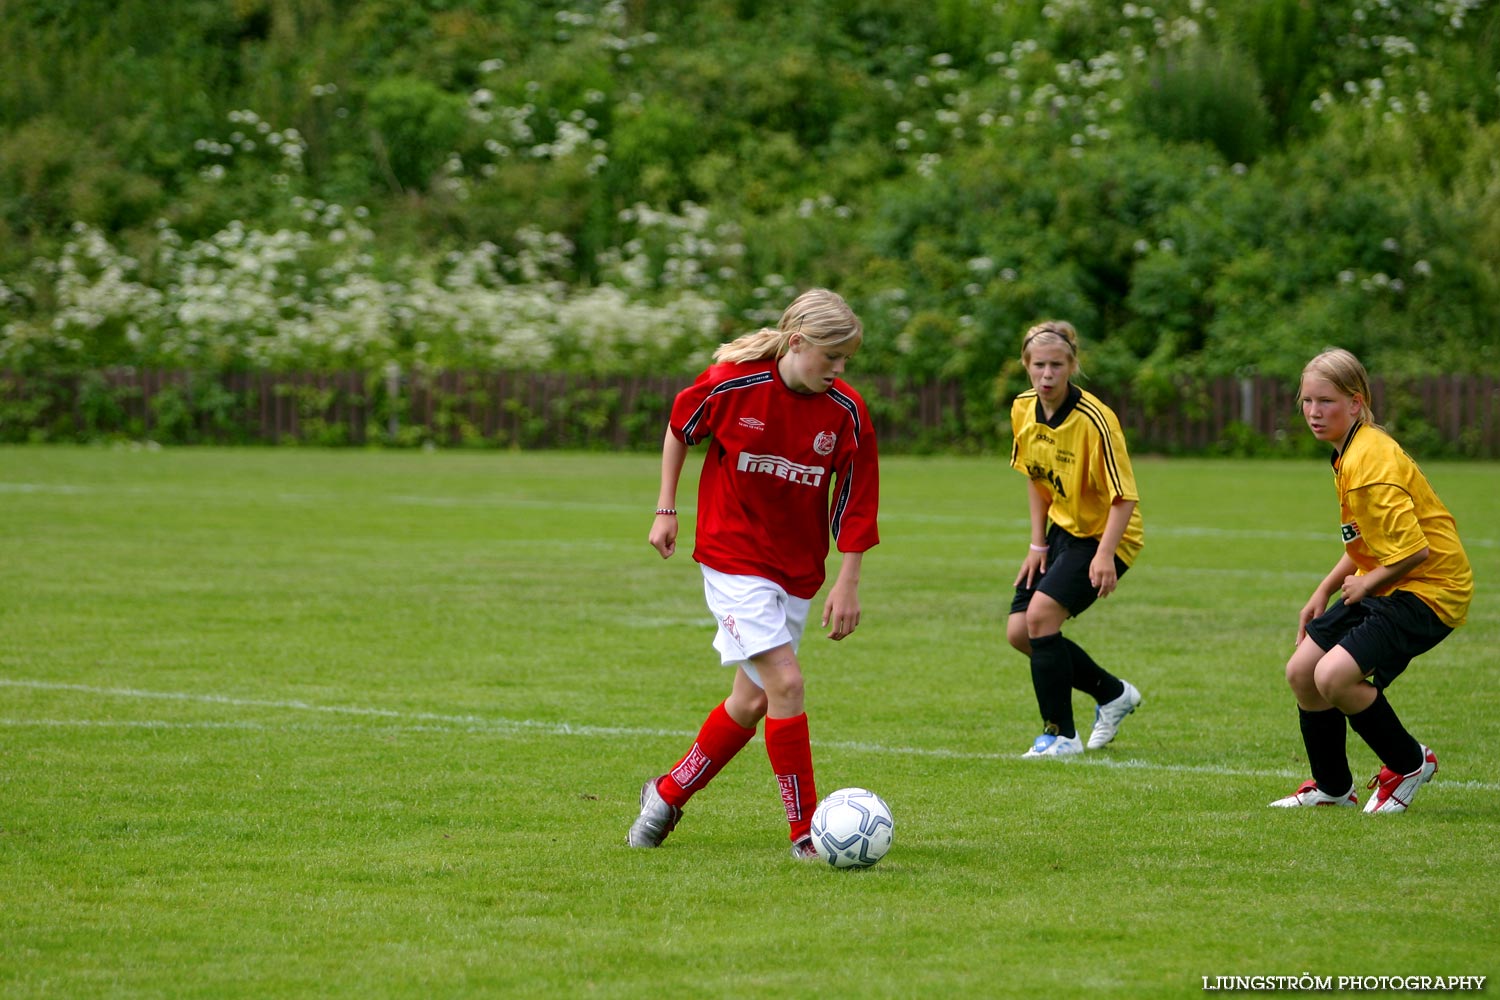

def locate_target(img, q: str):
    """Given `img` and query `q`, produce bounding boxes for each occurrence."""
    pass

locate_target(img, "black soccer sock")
[1029,632,1076,739]
[1298,706,1353,795]
[1062,636,1125,704]
[1347,690,1423,775]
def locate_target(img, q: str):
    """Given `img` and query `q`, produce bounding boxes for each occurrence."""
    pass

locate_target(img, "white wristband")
[1029,544,1049,553]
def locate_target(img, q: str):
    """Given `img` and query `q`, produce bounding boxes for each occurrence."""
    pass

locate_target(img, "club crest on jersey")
[738,416,765,431]
[813,431,837,456]
[1341,521,1361,543]
[737,452,825,486]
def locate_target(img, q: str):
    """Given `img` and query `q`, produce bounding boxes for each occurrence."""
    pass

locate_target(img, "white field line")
[4,678,1498,793]
[3,480,1496,547]
[0,718,264,731]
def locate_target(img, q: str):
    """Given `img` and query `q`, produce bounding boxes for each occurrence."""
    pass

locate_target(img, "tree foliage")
[2,0,1498,397]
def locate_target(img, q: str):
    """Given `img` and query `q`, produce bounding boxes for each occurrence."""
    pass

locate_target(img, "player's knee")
[767,671,805,705]
[1311,657,1362,703]
[752,653,804,706]
[1284,642,1325,697]
[727,687,768,722]
[1024,606,1065,639]
[1284,658,1309,690]
[1311,668,1345,702]
[1006,618,1030,653]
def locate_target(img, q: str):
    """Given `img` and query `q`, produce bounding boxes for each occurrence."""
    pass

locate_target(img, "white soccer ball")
[809,787,894,869]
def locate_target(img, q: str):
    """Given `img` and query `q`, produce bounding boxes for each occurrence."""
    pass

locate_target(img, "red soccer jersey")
[670,359,880,599]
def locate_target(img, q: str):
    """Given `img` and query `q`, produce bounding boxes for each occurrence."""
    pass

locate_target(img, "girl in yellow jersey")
[1271,348,1473,813]
[1006,321,1145,757]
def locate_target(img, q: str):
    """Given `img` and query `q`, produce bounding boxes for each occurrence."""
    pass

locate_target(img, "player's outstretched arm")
[823,551,864,641]
[1089,498,1136,597]
[1014,479,1051,588]
[650,428,688,559]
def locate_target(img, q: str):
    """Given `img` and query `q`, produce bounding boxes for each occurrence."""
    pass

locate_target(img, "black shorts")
[1303,590,1452,689]
[1010,525,1129,618]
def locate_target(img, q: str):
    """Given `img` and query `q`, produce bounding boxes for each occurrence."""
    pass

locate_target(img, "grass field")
[2,445,1496,998]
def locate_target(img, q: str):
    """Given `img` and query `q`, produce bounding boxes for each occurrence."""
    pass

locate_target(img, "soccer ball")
[809,787,894,869]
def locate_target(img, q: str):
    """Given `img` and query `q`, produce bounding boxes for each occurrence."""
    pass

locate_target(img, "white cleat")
[1021,731,1084,758]
[1364,745,1438,814]
[626,777,683,847]
[1086,680,1142,749]
[1268,779,1358,808]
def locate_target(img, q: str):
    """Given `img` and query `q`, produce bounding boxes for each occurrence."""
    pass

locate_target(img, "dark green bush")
[365,76,469,193]
[1129,39,1274,165]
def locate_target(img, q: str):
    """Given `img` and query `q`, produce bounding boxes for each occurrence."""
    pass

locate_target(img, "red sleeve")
[669,368,718,444]
[830,390,880,554]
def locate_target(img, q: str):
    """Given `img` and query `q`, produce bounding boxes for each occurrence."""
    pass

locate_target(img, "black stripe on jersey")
[1346,482,1416,501]
[830,459,856,539]
[679,371,776,443]
[1075,395,1126,496]
[827,386,864,538]
[827,386,863,445]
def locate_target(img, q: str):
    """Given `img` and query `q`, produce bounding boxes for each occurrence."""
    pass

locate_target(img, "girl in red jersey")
[626,288,880,858]
[1270,348,1472,813]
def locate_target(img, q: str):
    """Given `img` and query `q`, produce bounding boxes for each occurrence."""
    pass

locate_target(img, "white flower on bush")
[3,183,749,374]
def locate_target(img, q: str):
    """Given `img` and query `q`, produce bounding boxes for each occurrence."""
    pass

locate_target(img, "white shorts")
[701,565,810,689]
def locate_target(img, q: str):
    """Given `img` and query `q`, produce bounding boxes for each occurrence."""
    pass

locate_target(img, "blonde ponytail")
[714,288,862,363]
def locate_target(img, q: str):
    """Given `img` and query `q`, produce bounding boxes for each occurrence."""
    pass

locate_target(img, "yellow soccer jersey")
[1334,423,1472,627]
[1010,385,1144,566]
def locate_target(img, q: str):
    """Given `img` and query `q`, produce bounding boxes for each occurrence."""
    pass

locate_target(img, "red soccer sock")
[657,701,757,808]
[764,712,817,841]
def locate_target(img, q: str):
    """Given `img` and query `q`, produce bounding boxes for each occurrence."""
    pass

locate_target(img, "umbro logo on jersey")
[738,416,765,431]
[1341,522,1361,543]
[737,452,825,487]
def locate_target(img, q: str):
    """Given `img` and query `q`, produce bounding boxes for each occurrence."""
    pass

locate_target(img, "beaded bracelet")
[655,508,677,516]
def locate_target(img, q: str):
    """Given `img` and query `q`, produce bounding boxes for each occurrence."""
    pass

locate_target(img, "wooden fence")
[3,369,1498,456]
[1107,374,1500,456]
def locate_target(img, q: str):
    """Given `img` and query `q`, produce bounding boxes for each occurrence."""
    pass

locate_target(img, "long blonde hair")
[1302,347,1380,428]
[1021,320,1082,378]
[714,288,863,363]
